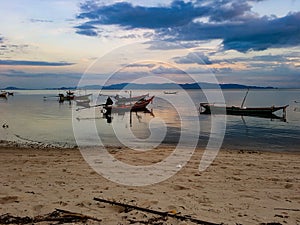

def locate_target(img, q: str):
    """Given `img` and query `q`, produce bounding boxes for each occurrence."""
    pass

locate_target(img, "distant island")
[3,82,275,90]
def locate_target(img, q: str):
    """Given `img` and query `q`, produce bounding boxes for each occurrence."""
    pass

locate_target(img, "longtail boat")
[103,96,154,113]
[200,89,288,119]
[58,91,91,102]
[200,102,289,117]
[74,93,92,100]
[164,91,177,94]
[114,93,149,104]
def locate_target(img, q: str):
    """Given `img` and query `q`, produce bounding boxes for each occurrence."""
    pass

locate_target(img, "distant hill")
[3,86,29,90]
[101,82,274,90]
[3,83,275,90]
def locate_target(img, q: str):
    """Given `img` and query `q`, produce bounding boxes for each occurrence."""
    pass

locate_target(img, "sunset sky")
[0,0,299,88]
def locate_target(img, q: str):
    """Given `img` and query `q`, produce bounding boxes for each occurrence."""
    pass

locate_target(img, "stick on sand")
[94,197,222,225]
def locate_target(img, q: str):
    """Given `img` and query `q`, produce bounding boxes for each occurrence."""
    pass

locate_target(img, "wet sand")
[0,146,299,225]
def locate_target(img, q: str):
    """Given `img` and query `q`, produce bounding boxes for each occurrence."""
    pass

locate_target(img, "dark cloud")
[158,12,300,52]
[75,0,300,52]
[75,29,98,37]
[74,23,97,30]
[74,23,99,36]
[0,60,75,66]
[207,0,256,23]
[173,52,213,65]
[77,1,207,29]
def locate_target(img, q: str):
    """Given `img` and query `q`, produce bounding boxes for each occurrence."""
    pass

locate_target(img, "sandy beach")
[0,145,299,225]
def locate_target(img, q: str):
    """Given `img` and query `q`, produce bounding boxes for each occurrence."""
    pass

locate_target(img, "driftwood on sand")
[0,208,102,224]
[94,197,222,225]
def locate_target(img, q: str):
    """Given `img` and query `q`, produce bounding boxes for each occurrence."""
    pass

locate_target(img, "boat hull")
[0,92,7,98]
[200,103,288,118]
[115,94,149,104]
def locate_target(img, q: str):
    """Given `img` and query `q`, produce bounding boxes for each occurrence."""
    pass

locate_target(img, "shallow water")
[0,89,299,151]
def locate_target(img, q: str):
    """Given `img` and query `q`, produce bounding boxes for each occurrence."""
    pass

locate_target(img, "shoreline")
[1,139,299,154]
[0,145,299,224]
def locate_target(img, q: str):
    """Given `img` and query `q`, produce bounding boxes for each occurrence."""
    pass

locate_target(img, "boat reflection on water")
[102,107,155,125]
[75,96,155,126]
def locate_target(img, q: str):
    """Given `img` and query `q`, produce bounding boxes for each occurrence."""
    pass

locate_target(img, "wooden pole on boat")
[241,88,249,108]
[130,110,132,127]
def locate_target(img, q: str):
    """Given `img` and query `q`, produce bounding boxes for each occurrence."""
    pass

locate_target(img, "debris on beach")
[0,208,102,224]
[93,197,222,225]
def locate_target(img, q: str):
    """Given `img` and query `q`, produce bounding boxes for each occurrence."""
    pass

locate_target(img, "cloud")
[123,63,156,68]
[0,35,32,56]
[0,72,84,89]
[75,29,98,37]
[1,71,81,79]
[77,1,207,29]
[0,44,30,55]
[0,60,75,66]
[206,0,258,23]
[146,40,207,50]
[150,65,186,75]
[75,0,300,52]
[158,12,300,52]
[6,69,26,74]
[74,23,99,36]
[216,63,300,88]
[229,52,300,66]
[30,19,54,23]
[173,52,213,65]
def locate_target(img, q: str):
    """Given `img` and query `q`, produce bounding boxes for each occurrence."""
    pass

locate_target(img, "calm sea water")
[0,89,299,151]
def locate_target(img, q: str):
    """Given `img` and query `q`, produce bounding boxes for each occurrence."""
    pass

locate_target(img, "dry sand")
[0,146,299,225]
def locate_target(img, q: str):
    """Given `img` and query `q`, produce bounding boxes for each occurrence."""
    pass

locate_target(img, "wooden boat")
[59,91,92,102]
[0,91,7,98]
[74,93,92,100]
[200,88,288,120]
[75,99,91,108]
[114,93,149,104]
[58,93,74,102]
[200,103,289,117]
[164,91,177,94]
[103,96,154,113]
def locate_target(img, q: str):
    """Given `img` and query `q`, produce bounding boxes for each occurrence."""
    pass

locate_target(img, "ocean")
[0,89,299,151]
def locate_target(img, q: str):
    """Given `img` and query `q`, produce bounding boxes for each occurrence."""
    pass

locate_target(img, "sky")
[0,0,299,88]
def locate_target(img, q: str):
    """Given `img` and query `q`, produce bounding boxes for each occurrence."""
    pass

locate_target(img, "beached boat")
[199,103,289,117]
[103,96,154,113]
